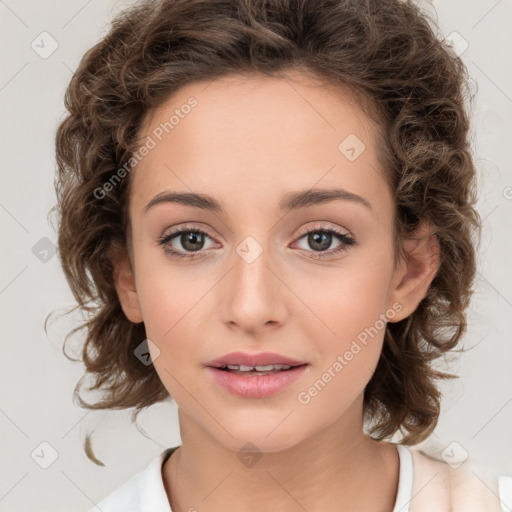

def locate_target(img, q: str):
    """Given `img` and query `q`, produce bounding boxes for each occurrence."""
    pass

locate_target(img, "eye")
[157,224,218,259]
[157,222,356,260]
[293,224,356,258]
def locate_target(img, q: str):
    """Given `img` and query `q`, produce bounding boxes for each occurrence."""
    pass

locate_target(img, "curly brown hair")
[50,0,480,463]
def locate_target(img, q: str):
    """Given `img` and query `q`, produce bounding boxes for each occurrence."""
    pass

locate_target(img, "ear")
[111,249,144,324]
[387,225,440,323]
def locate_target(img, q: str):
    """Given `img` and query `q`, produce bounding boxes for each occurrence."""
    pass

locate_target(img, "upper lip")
[205,351,308,368]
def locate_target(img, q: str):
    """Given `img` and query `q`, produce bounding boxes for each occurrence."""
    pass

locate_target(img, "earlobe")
[111,249,144,324]
[387,226,440,323]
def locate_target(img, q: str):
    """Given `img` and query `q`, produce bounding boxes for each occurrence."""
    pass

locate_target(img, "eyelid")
[161,222,219,241]
[294,221,353,239]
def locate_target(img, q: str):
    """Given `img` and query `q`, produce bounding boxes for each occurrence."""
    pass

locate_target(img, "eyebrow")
[144,187,372,213]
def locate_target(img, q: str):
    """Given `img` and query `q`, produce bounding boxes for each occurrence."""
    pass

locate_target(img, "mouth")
[204,352,309,398]
[212,363,307,376]
[205,351,308,370]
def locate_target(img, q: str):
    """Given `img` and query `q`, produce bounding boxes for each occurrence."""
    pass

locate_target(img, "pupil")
[182,232,204,251]
[309,232,331,251]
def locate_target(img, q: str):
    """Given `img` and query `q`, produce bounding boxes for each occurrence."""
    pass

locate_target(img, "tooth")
[223,363,295,372]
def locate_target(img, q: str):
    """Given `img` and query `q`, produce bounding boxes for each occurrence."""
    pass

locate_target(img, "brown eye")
[158,225,218,259]
[294,226,356,258]
[178,231,206,252]
[306,231,333,252]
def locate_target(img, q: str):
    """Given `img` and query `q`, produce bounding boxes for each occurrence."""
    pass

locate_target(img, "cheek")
[295,290,389,420]
[133,260,223,392]
[137,273,205,350]
[300,252,394,349]
[295,250,395,399]
[132,238,211,339]
[137,269,207,400]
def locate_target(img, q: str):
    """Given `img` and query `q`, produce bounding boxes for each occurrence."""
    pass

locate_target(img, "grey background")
[0,0,511,510]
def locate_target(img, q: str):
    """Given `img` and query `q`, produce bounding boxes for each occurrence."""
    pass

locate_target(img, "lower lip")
[205,365,308,398]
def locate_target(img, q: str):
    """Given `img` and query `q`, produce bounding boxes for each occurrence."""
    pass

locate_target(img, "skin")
[113,70,439,512]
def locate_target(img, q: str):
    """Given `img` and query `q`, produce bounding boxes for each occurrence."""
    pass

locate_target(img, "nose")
[220,236,288,336]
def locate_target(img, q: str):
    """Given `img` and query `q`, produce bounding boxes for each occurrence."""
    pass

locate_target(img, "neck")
[163,402,399,512]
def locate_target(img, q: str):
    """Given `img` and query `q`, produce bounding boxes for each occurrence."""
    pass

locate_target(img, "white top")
[88,444,512,512]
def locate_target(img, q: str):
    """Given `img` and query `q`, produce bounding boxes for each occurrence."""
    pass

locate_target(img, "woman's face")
[118,71,409,452]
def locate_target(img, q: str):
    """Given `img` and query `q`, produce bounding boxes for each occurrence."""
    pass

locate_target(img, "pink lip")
[205,364,308,398]
[205,351,308,368]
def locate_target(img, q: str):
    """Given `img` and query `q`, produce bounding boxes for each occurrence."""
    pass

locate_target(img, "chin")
[219,431,304,455]
[205,410,314,454]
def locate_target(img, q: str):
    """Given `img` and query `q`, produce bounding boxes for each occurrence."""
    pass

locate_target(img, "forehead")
[129,71,389,217]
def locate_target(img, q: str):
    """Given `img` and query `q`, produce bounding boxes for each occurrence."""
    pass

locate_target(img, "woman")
[53,0,511,510]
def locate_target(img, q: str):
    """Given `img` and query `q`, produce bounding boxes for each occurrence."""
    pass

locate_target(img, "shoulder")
[87,447,178,512]
[405,445,512,512]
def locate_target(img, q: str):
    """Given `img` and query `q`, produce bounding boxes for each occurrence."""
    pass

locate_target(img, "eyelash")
[157,223,356,260]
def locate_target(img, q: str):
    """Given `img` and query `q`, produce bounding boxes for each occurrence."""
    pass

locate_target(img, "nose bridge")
[233,233,275,300]
[223,232,285,331]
